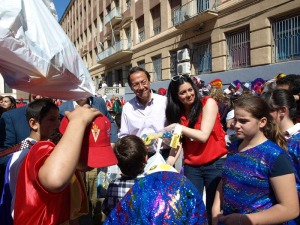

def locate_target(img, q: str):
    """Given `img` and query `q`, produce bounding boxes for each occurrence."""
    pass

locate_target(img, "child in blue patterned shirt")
[212,96,299,225]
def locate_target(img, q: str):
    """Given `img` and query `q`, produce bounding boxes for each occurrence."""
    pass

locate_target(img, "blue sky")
[53,0,70,20]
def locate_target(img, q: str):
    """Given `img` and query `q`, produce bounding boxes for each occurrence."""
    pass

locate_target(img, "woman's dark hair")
[114,135,147,177]
[166,75,201,128]
[4,96,17,109]
[127,67,151,86]
[234,96,287,150]
[262,89,297,121]
[26,98,58,123]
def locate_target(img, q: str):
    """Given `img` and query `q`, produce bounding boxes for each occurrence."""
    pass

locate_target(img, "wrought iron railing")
[97,39,132,61]
[105,7,122,24]
[172,0,218,26]
[272,14,300,62]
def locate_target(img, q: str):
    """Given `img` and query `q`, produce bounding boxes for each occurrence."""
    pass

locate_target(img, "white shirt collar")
[285,123,300,138]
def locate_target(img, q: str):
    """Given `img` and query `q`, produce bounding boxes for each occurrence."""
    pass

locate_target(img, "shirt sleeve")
[270,153,295,177]
[118,105,129,138]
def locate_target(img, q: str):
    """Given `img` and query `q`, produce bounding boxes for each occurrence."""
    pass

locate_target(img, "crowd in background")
[1,71,300,225]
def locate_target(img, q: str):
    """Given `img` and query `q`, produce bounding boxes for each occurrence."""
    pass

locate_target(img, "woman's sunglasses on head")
[171,74,191,82]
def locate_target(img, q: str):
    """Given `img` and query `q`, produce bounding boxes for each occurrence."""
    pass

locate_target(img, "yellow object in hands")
[170,124,182,148]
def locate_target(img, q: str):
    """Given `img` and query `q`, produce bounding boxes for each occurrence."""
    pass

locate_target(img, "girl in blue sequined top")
[212,96,299,225]
[263,89,300,225]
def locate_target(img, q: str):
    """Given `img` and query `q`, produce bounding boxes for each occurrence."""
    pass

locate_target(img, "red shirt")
[180,97,227,165]
[106,101,112,110]
[120,99,126,106]
[14,141,88,225]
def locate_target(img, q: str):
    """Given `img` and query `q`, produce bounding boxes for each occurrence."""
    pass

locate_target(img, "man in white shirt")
[119,67,169,158]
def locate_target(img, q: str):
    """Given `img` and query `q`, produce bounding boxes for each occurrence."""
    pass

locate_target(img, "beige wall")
[58,0,300,87]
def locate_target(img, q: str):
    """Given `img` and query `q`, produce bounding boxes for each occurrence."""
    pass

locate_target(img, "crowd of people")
[0,95,64,118]
[0,68,300,225]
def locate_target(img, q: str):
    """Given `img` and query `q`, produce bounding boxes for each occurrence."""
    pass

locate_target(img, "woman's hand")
[164,123,177,132]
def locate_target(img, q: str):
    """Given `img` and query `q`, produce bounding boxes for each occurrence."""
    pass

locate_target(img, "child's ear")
[259,117,267,128]
[28,118,39,131]
[279,106,287,117]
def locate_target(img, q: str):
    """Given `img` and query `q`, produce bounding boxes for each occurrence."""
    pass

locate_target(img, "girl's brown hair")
[234,96,287,150]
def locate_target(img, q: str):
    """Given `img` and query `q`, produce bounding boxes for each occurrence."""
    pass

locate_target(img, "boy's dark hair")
[26,98,58,123]
[114,135,147,177]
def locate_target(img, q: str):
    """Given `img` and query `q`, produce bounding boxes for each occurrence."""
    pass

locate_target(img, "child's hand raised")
[65,104,102,124]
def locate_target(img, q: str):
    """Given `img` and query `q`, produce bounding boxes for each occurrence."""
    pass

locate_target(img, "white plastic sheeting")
[0,0,95,100]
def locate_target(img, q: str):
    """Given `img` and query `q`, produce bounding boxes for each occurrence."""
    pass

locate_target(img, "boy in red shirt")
[14,105,117,225]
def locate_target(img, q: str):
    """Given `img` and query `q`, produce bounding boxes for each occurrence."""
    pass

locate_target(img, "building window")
[107,71,113,86]
[137,60,145,69]
[80,34,83,46]
[171,6,181,26]
[193,41,212,74]
[4,82,12,93]
[99,13,103,32]
[152,55,162,81]
[93,19,97,37]
[125,28,131,48]
[88,25,92,41]
[124,65,132,86]
[84,29,88,43]
[170,51,178,76]
[126,0,131,10]
[137,16,145,43]
[197,0,210,13]
[226,27,250,70]
[272,13,300,62]
[151,5,161,36]
[115,0,119,8]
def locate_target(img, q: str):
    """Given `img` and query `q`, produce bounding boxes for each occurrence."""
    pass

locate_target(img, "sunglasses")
[171,74,190,82]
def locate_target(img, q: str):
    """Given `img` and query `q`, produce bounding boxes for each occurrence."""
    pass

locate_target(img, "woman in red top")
[165,75,227,225]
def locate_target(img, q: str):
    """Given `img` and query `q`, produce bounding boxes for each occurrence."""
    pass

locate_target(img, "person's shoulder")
[203,96,217,105]
[126,96,137,105]
[27,141,55,158]
[58,100,72,108]
[227,139,242,154]
[92,96,105,102]
[58,101,73,114]
[289,132,300,141]
[260,140,286,155]
[153,93,166,99]
[152,93,167,103]
[1,105,27,119]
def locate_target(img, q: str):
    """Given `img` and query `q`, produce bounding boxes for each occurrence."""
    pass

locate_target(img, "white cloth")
[285,123,300,138]
[0,0,95,100]
[226,110,235,136]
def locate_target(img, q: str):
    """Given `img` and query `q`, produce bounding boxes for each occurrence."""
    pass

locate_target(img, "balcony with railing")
[97,87,125,97]
[172,0,218,29]
[97,39,132,64]
[105,7,122,26]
